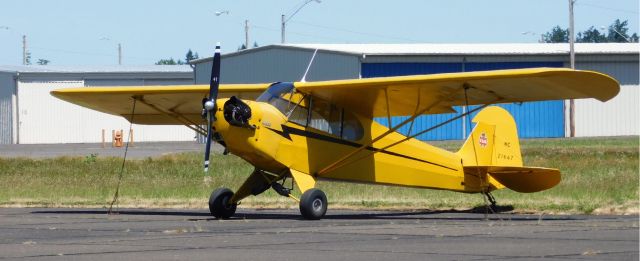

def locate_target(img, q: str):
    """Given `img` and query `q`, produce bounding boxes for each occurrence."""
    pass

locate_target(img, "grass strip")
[0,137,637,214]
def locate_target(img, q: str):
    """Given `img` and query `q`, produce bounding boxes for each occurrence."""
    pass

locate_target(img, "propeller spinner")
[203,43,222,173]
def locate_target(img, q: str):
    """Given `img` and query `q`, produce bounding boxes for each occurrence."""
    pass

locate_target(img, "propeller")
[203,43,222,174]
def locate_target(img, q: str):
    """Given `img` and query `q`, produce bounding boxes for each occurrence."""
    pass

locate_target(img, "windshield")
[257,82,305,116]
[257,82,364,141]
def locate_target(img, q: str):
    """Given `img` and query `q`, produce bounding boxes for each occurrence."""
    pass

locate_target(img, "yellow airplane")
[51,44,619,220]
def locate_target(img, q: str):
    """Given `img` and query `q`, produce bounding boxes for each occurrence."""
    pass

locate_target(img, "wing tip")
[577,69,621,102]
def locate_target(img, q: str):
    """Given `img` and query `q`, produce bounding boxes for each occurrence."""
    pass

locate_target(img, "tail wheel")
[209,188,237,219]
[299,189,327,220]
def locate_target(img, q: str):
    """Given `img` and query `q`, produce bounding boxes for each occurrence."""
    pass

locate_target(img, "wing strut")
[406,90,422,137]
[317,84,505,176]
[363,100,501,160]
[384,88,392,125]
[324,99,502,175]
[316,87,464,176]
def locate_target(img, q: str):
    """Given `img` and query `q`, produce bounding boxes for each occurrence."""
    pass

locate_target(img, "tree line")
[542,19,638,43]
[155,49,200,65]
[155,41,260,65]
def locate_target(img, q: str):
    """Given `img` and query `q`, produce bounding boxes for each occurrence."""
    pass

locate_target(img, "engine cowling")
[223,96,253,128]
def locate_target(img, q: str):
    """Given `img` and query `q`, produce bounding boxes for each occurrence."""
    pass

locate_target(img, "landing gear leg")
[287,169,325,220]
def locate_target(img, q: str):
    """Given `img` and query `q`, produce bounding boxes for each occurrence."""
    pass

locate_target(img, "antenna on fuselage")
[300,49,318,83]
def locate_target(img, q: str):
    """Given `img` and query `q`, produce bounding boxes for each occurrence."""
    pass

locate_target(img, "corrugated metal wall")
[195,48,361,84]
[576,61,638,85]
[18,81,85,144]
[363,61,564,140]
[189,46,638,139]
[570,61,639,137]
[17,81,196,144]
[85,78,193,86]
[0,72,15,144]
[573,85,639,137]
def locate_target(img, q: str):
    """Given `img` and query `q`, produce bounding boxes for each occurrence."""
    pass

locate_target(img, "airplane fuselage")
[213,85,493,193]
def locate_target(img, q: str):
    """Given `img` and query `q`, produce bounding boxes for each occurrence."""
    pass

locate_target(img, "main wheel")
[209,188,237,219]
[299,189,327,220]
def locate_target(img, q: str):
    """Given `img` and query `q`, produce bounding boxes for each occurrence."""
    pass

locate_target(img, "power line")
[290,20,423,43]
[29,46,154,61]
[577,2,639,14]
[251,24,348,42]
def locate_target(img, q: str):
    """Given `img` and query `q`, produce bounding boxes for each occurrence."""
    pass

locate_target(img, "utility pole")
[245,20,250,49]
[280,0,321,44]
[22,35,27,65]
[118,43,122,65]
[281,15,286,44]
[568,0,576,137]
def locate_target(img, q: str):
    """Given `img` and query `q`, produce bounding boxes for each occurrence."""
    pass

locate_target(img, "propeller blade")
[204,113,213,173]
[203,43,222,174]
[209,43,221,101]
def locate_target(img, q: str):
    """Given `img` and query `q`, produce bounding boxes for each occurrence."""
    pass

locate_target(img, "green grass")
[0,136,637,214]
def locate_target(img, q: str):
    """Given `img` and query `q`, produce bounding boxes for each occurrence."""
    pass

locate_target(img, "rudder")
[457,106,560,193]
[457,106,523,167]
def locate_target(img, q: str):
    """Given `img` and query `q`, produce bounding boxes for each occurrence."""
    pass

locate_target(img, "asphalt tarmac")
[0,141,209,159]
[0,208,637,260]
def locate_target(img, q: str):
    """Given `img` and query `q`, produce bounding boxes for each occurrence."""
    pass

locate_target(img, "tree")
[542,26,569,43]
[155,58,179,65]
[577,26,606,43]
[542,19,638,43]
[185,49,199,62]
[238,42,259,51]
[156,49,200,65]
[36,59,50,65]
[607,19,632,42]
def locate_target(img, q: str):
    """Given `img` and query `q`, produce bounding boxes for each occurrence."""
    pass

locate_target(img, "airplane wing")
[50,84,269,125]
[52,68,619,124]
[294,68,620,117]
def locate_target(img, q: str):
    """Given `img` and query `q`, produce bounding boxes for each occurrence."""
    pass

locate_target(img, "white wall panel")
[574,85,639,137]
[18,81,85,144]
[18,81,196,144]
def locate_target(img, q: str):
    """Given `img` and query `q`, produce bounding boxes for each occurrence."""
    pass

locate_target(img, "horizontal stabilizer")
[465,166,561,193]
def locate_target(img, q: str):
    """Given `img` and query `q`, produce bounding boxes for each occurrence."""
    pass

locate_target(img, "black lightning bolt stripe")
[265,125,457,171]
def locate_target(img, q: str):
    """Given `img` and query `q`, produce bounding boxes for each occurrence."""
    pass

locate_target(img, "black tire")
[209,188,237,219]
[299,189,327,220]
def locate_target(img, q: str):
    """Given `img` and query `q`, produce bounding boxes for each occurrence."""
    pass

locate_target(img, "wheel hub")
[312,198,323,211]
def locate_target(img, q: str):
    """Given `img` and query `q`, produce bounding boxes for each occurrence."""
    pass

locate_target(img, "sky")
[1,0,638,66]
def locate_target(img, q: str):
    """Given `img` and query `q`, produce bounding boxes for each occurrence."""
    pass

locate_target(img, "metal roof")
[191,43,639,64]
[283,43,639,55]
[0,65,193,74]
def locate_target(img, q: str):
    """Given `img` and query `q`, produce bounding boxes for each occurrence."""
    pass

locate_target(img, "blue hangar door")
[362,62,565,140]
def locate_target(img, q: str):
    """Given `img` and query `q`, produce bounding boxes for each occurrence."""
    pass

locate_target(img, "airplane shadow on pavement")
[31,204,580,221]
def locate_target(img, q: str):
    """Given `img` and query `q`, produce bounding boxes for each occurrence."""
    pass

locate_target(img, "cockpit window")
[305,96,364,142]
[341,111,364,141]
[257,82,364,141]
[309,97,341,136]
[256,82,304,116]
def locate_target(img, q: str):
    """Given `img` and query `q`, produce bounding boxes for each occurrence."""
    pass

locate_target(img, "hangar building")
[0,65,195,144]
[191,43,638,140]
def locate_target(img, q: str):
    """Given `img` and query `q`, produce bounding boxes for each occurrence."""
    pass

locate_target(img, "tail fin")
[456,106,560,193]
[457,106,523,167]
